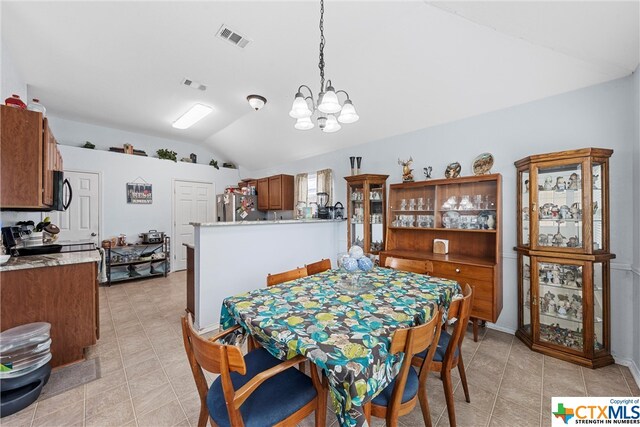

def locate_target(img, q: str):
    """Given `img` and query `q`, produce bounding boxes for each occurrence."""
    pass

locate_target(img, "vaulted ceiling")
[2,1,638,170]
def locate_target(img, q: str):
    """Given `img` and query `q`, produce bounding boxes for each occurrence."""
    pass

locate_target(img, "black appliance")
[1,227,21,252]
[317,192,330,219]
[1,226,63,256]
[52,171,72,211]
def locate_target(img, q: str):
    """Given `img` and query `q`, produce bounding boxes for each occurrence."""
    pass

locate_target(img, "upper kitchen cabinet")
[1,106,62,210]
[257,174,294,211]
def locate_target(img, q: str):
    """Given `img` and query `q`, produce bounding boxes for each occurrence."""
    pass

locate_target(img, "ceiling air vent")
[181,78,207,91]
[216,24,251,48]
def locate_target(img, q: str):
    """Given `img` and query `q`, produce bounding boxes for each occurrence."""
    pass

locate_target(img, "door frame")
[171,179,215,271]
[44,169,102,244]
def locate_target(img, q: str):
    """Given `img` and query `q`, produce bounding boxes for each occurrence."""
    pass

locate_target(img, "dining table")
[220,267,461,427]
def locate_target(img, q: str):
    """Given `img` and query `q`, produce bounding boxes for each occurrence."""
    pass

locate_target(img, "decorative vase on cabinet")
[515,148,615,368]
[344,174,388,256]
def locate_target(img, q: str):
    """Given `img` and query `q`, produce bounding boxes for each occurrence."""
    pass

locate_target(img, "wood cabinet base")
[516,330,614,369]
[0,263,99,368]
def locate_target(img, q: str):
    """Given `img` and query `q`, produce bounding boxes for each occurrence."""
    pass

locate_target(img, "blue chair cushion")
[415,330,458,363]
[372,366,419,407]
[207,348,317,427]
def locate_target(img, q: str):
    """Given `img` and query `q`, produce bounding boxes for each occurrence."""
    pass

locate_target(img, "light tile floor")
[2,271,638,427]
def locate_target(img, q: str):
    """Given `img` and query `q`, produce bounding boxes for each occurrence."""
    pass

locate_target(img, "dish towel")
[98,248,108,283]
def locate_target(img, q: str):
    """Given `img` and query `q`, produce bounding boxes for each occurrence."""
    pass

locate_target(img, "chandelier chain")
[318,0,325,92]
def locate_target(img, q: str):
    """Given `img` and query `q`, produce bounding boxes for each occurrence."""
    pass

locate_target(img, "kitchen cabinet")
[380,174,503,341]
[515,147,615,368]
[345,174,388,255]
[256,174,294,211]
[0,106,62,210]
[257,178,269,210]
[0,261,99,367]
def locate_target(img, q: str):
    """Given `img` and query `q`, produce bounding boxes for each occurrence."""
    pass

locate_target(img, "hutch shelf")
[515,148,615,368]
[380,174,503,341]
[344,174,389,256]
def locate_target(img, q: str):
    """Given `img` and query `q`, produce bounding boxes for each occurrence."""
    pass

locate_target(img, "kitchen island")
[0,251,101,367]
[190,219,346,330]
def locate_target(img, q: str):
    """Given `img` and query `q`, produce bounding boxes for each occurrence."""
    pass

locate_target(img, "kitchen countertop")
[0,250,102,272]
[191,219,345,227]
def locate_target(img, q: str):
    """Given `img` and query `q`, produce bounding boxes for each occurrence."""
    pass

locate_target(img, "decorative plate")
[444,162,461,179]
[442,211,460,229]
[472,153,494,175]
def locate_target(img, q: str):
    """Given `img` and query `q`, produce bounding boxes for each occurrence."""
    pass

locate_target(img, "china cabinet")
[380,174,502,341]
[515,148,614,368]
[344,174,388,255]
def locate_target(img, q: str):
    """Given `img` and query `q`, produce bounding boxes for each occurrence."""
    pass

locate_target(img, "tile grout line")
[105,286,139,427]
[123,282,190,426]
[540,356,545,427]
[617,364,634,395]
[580,365,588,397]
[486,334,514,427]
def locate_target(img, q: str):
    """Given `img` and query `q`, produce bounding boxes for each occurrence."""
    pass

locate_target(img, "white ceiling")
[2,1,638,171]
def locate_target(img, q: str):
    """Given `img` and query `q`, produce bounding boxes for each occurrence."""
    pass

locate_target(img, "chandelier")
[289,0,359,133]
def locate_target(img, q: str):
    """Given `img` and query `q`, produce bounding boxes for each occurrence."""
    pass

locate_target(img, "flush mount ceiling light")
[172,104,213,129]
[247,95,267,111]
[289,0,359,133]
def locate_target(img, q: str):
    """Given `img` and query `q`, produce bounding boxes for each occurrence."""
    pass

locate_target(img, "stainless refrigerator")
[216,193,265,222]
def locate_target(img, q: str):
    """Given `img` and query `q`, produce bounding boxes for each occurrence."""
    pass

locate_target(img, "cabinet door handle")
[455,268,461,273]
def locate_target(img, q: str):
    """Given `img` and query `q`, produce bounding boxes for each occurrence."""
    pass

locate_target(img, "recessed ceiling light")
[172,104,213,129]
[247,95,267,111]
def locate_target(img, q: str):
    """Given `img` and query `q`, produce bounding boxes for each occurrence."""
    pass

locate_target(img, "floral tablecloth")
[220,267,460,427]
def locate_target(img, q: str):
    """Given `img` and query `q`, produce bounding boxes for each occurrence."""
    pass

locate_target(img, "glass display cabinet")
[344,174,388,255]
[515,148,614,368]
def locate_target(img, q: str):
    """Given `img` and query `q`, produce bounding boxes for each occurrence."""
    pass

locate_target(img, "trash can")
[0,323,52,418]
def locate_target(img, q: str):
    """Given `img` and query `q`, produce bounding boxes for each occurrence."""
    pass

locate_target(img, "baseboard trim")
[613,357,640,388]
[486,323,517,335]
[197,323,220,335]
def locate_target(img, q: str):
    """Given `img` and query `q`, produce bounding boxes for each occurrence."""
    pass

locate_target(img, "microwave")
[52,171,72,211]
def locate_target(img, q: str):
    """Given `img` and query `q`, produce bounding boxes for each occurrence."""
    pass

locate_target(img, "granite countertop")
[0,250,102,272]
[191,219,346,227]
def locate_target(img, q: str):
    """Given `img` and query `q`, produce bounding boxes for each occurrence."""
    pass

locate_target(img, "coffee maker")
[317,192,330,219]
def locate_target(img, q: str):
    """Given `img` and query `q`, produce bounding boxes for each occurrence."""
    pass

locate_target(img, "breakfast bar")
[190,219,346,330]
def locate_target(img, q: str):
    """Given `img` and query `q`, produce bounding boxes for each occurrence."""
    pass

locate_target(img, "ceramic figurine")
[423,166,432,179]
[486,214,495,230]
[525,180,529,193]
[593,201,599,217]
[552,230,566,246]
[559,205,570,219]
[522,207,529,221]
[570,203,581,219]
[555,176,566,191]
[593,174,601,189]
[568,173,580,190]
[551,269,561,284]
[567,236,580,248]
[539,234,549,245]
[398,157,414,182]
[551,205,560,218]
[543,176,554,190]
[557,303,568,317]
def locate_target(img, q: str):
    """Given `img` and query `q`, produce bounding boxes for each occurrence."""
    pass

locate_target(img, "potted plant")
[157,149,177,162]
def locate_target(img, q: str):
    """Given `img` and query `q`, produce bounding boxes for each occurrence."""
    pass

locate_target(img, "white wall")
[1,43,27,101]
[194,221,344,330]
[59,145,239,257]
[252,74,638,365]
[632,66,640,377]
[49,115,235,170]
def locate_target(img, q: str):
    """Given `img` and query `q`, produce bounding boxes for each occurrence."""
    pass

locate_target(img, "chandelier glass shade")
[290,0,359,133]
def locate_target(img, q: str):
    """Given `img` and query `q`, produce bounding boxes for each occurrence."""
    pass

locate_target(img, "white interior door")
[45,171,100,244]
[173,180,214,271]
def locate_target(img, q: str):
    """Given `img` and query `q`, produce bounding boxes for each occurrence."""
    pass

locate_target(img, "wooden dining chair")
[368,308,443,427]
[412,284,474,427]
[181,313,327,427]
[267,266,308,287]
[305,259,332,275]
[384,256,430,274]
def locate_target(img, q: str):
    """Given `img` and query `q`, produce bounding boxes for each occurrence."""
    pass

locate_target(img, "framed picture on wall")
[126,182,152,204]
